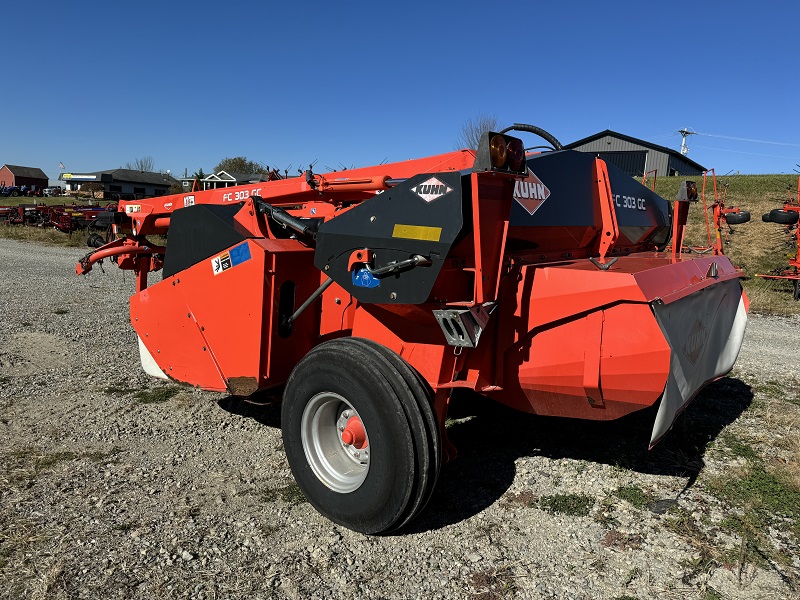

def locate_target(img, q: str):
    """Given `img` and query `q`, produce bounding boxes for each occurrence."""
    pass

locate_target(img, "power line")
[696,132,800,147]
[694,145,800,159]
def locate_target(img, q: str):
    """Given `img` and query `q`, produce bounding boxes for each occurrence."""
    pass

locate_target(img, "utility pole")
[677,128,697,155]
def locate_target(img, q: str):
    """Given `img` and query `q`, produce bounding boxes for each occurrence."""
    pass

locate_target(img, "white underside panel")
[138,336,168,380]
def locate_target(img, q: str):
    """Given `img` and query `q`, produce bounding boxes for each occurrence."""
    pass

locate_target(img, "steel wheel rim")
[301,392,370,493]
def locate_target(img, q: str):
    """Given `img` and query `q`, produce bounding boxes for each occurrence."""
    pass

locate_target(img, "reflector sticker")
[210,242,251,276]
[392,224,442,242]
[351,268,380,288]
[513,169,551,216]
[410,177,453,203]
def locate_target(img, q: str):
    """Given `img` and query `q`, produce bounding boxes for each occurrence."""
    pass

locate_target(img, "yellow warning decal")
[391,224,442,242]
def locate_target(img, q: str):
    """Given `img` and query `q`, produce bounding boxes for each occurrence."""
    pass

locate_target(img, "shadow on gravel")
[217,393,282,429]
[408,376,753,533]
[214,378,753,535]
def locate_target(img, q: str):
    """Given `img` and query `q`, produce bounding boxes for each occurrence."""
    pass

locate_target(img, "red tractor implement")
[76,126,748,533]
[757,176,800,300]
[684,169,750,255]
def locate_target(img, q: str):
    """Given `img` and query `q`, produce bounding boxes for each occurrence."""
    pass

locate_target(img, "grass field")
[2,174,799,313]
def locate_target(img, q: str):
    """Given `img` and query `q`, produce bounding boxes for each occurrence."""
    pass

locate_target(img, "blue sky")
[3,1,798,184]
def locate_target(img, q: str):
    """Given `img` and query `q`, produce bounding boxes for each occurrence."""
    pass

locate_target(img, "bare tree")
[455,114,500,150]
[125,156,156,172]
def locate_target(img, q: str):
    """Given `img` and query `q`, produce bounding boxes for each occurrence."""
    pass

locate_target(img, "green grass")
[539,493,595,517]
[133,385,182,404]
[613,485,654,509]
[2,446,123,483]
[260,482,307,505]
[103,382,139,396]
[694,431,800,580]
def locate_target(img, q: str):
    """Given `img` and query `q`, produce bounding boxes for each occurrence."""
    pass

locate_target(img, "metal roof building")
[563,130,706,178]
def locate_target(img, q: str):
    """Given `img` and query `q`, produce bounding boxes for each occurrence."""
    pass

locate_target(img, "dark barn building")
[0,165,49,191]
[564,130,706,178]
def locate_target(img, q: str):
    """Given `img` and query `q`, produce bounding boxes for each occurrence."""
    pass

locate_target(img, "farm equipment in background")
[0,202,116,234]
[687,169,751,255]
[757,177,800,300]
[76,125,748,534]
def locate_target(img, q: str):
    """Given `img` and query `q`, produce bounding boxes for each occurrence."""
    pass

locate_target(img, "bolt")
[354,451,360,458]
[390,292,397,300]
[370,216,376,222]
[339,426,344,432]
[335,298,341,305]
[187,313,191,318]
[324,265,329,271]
[343,410,350,419]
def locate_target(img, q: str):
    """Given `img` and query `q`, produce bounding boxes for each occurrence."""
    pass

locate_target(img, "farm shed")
[0,165,49,191]
[563,130,706,177]
[60,169,178,198]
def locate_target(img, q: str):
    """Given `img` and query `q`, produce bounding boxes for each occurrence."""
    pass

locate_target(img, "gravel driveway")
[1,239,798,599]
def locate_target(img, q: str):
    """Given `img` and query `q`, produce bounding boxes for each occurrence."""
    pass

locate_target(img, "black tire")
[724,210,750,225]
[282,337,439,534]
[768,209,799,225]
[794,279,800,302]
[345,338,441,531]
[87,233,105,248]
[762,213,772,222]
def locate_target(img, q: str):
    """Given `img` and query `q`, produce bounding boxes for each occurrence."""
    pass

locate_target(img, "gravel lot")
[1,238,798,599]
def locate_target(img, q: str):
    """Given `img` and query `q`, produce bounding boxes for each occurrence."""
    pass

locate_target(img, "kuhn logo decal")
[410,177,452,203]
[682,318,708,366]
[513,169,551,216]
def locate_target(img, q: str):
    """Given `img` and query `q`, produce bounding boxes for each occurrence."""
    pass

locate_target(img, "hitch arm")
[76,238,165,275]
[253,196,318,240]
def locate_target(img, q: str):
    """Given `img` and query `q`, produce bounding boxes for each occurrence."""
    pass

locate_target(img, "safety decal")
[126,205,142,213]
[392,223,442,242]
[351,268,380,288]
[183,195,195,207]
[410,177,453,203]
[210,242,251,276]
[513,169,551,216]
